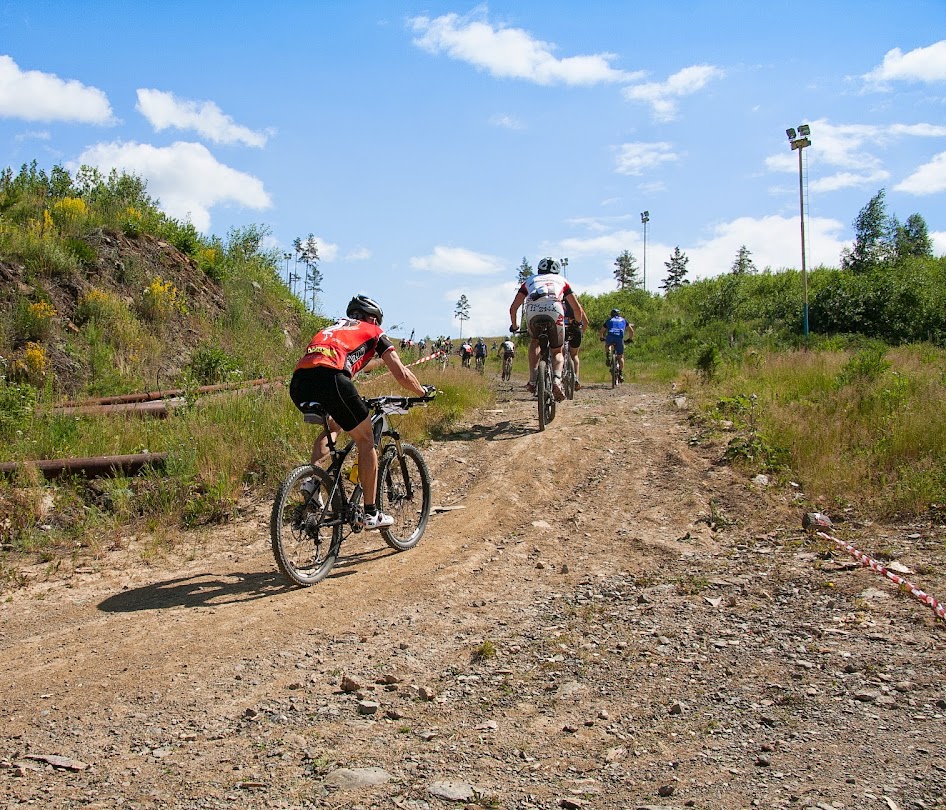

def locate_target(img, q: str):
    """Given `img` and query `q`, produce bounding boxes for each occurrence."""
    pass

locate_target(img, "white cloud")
[623,64,725,121]
[685,215,848,277]
[490,113,524,130]
[72,141,271,232]
[409,11,638,86]
[410,245,507,275]
[549,214,849,291]
[14,129,51,142]
[765,119,946,192]
[895,151,946,195]
[615,142,679,176]
[444,279,520,337]
[863,40,946,85]
[0,55,113,124]
[810,169,890,193]
[345,247,372,261]
[136,89,268,147]
[931,231,946,257]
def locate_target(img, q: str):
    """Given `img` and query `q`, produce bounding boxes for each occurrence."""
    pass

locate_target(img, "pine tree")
[613,250,640,289]
[454,294,470,338]
[730,245,756,275]
[841,189,895,273]
[516,257,533,285]
[660,246,690,292]
[895,213,933,260]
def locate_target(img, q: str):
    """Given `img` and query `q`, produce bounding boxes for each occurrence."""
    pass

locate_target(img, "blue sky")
[2,1,946,339]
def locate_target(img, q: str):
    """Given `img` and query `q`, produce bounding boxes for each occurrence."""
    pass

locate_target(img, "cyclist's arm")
[625,323,635,342]
[381,347,426,396]
[564,292,586,331]
[509,289,526,331]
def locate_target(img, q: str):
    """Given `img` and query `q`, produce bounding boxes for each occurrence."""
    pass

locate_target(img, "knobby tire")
[271,465,343,587]
[536,359,548,431]
[378,445,432,551]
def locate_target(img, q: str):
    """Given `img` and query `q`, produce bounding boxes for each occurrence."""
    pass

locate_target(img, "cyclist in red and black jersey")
[289,294,427,530]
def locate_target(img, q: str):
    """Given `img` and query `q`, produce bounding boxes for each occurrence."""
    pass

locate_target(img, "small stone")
[668,701,684,715]
[356,700,379,715]
[341,674,362,693]
[657,784,675,797]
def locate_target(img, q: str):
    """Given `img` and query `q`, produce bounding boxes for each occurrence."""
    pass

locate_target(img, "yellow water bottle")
[348,461,359,484]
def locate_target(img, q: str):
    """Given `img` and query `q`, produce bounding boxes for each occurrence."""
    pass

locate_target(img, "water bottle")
[348,462,359,484]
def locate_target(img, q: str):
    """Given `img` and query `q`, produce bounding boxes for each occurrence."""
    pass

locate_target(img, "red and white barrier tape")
[405,349,446,368]
[371,350,446,380]
[816,530,946,623]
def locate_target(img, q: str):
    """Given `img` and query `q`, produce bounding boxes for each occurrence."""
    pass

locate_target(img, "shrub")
[50,197,87,233]
[187,344,241,386]
[64,237,97,268]
[0,378,37,439]
[14,300,57,341]
[138,277,186,322]
[9,342,48,384]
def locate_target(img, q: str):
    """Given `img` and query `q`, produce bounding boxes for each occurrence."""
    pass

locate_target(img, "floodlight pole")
[640,211,649,291]
[787,126,811,337]
[561,257,568,278]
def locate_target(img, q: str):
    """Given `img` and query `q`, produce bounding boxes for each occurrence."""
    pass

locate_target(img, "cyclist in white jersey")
[508,258,587,402]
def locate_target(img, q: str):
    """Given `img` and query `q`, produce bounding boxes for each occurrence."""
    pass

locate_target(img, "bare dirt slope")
[1,377,945,810]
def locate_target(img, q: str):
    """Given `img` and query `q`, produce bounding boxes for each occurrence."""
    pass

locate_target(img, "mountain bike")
[562,334,576,400]
[474,354,485,373]
[513,330,556,431]
[271,391,436,587]
[501,352,513,382]
[603,340,621,388]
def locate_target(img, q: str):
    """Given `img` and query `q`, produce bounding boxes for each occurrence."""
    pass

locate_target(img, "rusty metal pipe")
[0,452,168,480]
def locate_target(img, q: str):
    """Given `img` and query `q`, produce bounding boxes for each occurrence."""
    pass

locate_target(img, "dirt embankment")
[1,378,944,810]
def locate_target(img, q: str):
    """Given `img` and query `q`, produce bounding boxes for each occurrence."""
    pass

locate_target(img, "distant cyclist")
[459,341,473,368]
[289,294,427,530]
[508,257,587,402]
[500,337,515,380]
[563,296,589,390]
[599,308,633,383]
[474,337,487,370]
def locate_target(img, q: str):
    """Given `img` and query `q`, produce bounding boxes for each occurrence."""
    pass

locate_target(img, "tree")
[516,257,533,285]
[660,246,690,292]
[895,213,933,260]
[293,234,321,311]
[730,245,756,275]
[454,294,470,338]
[613,250,641,290]
[841,189,895,273]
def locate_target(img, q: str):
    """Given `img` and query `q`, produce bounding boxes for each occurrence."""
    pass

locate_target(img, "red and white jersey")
[519,274,574,326]
[294,318,394,377]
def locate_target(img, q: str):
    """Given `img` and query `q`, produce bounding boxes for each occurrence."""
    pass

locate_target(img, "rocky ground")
[1,376,944,810]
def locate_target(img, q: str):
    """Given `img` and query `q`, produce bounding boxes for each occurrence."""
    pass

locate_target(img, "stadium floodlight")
[786,125,812,337]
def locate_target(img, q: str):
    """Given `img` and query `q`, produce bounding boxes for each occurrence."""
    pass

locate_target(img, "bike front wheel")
[378,445,432,551]
[271,465,343,586]
[563,354,576,400]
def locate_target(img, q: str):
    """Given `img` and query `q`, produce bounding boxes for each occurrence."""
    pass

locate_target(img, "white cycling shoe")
[364,510,395,530]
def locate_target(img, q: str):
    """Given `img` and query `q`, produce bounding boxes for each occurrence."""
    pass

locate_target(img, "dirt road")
[1,379,944,810]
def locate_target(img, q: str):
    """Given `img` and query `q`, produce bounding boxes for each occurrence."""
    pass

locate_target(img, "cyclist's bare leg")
[571,348,581,386]
[551,345,565,378]
[528,339,541,382]
[347,416,380,509]
[311,416,342,466]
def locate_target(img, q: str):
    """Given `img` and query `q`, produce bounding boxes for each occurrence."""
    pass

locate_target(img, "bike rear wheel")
[378,445,432,551]
[610,352,619,388]
[271,465,343,586]
[563,353,576,400]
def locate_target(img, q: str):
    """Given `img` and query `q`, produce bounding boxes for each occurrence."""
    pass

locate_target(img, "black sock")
[364,504,378,516]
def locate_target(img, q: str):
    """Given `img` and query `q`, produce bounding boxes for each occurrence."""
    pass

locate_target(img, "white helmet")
[537,257,560,275]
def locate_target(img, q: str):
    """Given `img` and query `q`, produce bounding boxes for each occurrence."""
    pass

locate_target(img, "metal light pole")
[283,252,291,289]
[560,257,568,277]
[786,125,811,337]
[640,211,649,291]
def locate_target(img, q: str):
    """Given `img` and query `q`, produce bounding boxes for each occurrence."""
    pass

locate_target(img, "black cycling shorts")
[527,315,565,349]
[289,366,369,432]
[566,321,583,349]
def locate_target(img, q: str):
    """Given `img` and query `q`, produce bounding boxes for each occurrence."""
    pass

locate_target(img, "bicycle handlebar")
[364,389,437,409]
